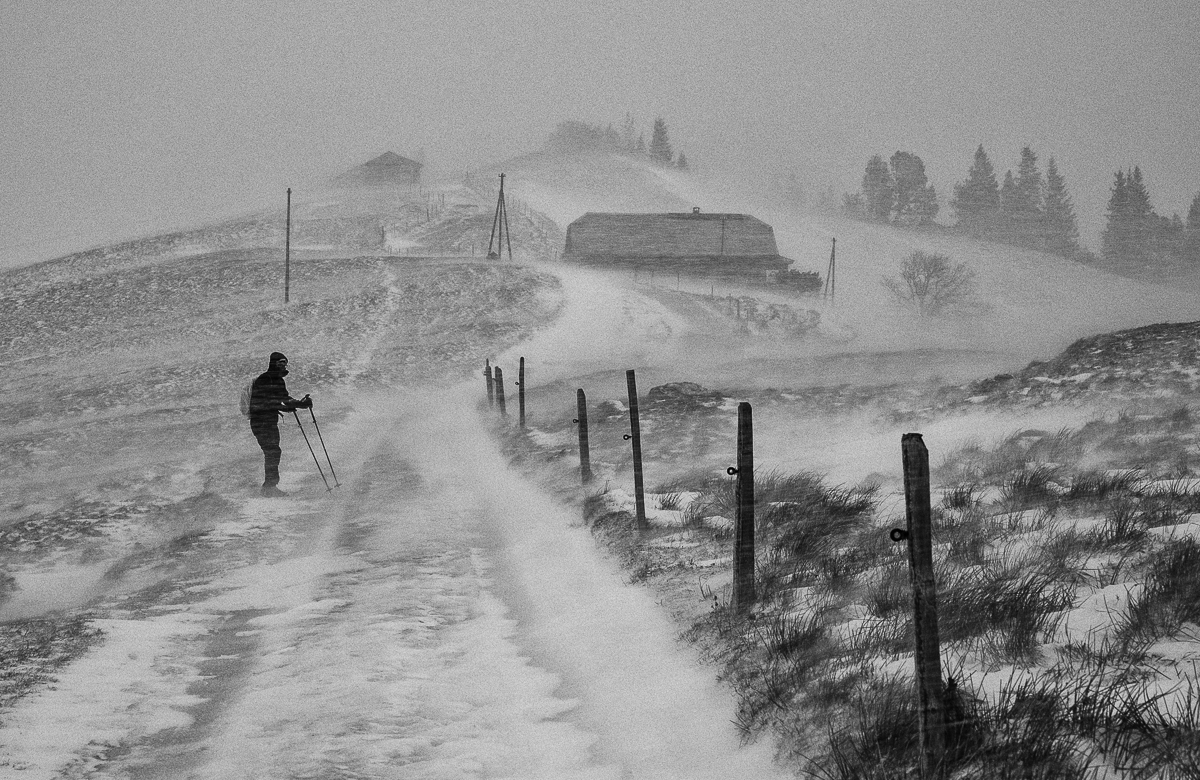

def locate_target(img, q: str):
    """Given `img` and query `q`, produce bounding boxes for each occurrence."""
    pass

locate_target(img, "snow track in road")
[179,381,787,779]
[419,384,788,780]
[109,391,622,780]
[0,264,789,779]
[337,266,405,389]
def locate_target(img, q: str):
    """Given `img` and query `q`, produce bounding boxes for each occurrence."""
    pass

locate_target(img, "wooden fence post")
[518,356,526,429]
[733,402,755,612]
[576,388,592,485]
[495,367,507,418]
[484,360,494,407]
[625,369,647,530]
[901,433,945,778]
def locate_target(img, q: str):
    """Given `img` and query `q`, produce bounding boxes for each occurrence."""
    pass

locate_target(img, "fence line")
[475,357,949,777]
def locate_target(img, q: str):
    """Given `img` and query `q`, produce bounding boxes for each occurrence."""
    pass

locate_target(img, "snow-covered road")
[0,266,789,779]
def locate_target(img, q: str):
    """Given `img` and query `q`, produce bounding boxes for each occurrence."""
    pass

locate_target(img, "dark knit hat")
[268,352,288,370]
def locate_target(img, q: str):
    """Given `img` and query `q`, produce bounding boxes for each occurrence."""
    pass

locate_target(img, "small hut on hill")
[333,151,422,188]
[561,209,792,274]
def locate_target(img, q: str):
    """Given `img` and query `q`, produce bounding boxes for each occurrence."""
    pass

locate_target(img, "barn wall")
[564,213,779,259]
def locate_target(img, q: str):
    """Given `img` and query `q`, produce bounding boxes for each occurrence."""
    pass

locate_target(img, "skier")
[248,352,312,496]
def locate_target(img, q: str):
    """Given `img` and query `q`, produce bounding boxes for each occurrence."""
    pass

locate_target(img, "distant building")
[333,151,422,188]
[561,209,792,273]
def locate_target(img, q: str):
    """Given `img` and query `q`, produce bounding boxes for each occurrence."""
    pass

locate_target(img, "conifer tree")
[1013,147,1044,217]
[950,145,1000,232]
[1101,168,1158,270]
[889,151,938,226]
[1042,157,1079,256]
[1102,169,1129,265]
[1003,147,1044,246]
[1126,167,1158,267]
[861,155,894,222]
[1185,192,1200,264]
[676,152,689,171]
[648,118,674,165]
[621,112,638,152]
[999,170,1018,222]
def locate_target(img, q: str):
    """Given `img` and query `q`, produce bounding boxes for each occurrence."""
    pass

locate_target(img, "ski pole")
[307,403,340,488]
[293,410,332,492]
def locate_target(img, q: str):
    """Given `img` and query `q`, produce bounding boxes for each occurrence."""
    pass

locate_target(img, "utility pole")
[487,173,514,261]
[823,237,836,304]
[284,188,292,304]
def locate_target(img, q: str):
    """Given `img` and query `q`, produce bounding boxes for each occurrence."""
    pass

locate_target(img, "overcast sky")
[3,0,1198,267]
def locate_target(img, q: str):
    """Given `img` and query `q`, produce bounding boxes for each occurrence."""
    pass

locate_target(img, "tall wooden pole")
[626,369,647,530]
[733,402,756,612]
[902,433,945,778]
[487,172,514,260]
[284,188,292,303]
[576,389,592,485]
[502,178,513,261]
[823,237,836,303]
[487,174,503,258]
[518,356,526,428]
[495,367,507,417]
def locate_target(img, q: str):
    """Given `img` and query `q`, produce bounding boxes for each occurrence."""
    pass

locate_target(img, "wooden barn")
[561,209,793,274]
[333,151,422,188]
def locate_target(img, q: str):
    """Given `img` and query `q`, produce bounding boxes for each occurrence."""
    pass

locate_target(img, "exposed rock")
[646,382,726,411]
[596,399,627,418]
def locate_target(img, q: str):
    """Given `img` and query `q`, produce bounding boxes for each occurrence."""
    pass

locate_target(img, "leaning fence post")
[625,369,647,530]
[495,367,507,418]
[518,356,526,429]
[576,388,592,485]
[484,360,494,407]
[733,402,755,612]
[900,432,945,778]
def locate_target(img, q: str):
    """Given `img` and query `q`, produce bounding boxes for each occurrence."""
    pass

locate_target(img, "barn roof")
[563,211,789,271]
[333,152,422,187]
[361,151,420,170]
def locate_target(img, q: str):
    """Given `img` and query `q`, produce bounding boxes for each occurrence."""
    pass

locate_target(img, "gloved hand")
[298,395,313,409]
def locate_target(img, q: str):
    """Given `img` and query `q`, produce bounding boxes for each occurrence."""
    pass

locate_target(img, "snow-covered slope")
[0,174,794,778]
[493,151,1200,370]
[1,153,1198,778]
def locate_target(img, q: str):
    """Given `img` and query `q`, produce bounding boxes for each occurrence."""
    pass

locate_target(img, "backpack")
[238,380,254,417]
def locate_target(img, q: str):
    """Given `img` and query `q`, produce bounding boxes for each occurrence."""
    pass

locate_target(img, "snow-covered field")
[0,183,791,778]
[3,156,1200,778]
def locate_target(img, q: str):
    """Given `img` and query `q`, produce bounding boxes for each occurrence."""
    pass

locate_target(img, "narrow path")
[425,383,789,779]
[0,264,793,779]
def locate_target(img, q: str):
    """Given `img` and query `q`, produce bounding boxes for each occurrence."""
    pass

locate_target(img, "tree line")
[544,114,689,170]
[1102,167,1200,273]
[843,146,1200,273]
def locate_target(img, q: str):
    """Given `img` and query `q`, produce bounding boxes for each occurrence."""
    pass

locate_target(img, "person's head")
[268,352,289,376]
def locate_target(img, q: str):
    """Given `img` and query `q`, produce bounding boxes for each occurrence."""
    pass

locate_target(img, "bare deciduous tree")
[883,251,978,317]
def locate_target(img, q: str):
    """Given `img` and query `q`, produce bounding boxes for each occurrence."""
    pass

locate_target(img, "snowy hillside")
[2,153,1200,778]
[494,151,1200,367]
[0,174,798,778]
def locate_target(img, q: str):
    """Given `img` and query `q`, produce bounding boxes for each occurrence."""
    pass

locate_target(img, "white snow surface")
[7,158,1200,778]
[0,262,788,779]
